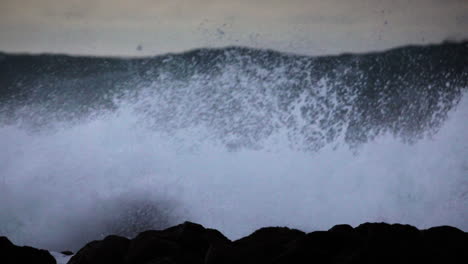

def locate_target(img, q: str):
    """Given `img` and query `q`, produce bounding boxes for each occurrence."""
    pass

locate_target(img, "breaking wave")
[0,42,467,251]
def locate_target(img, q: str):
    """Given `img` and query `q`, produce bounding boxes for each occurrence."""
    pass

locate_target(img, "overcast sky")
[0,0,467,56]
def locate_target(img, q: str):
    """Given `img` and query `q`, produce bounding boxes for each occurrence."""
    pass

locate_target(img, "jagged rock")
[273,228,362,264]
[3,221,467,264]
[206,226,305,264]
[124,230,181,264]
[422,225,468,263]
[351,223,424,263]
[0,236,56,264]
[125,221,230,264]
[67,235,130,264]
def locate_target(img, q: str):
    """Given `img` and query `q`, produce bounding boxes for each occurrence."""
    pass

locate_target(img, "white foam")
[0,88,466,252]
[50,252,72,264]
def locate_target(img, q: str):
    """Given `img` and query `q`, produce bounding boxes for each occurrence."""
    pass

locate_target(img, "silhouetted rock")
[67,235,130,264]
[0,236,56,264]
[353,223,424,263]
[125,221,230,264]
[422,225,468,263]
[206,226,305,264]
[273,229,362,264]
[328,224,355,233]
[61,250,74,255]
[2,222,467,264]
[124,230,181,264]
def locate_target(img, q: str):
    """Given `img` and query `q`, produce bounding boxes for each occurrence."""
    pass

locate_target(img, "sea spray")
[0,43,466,251]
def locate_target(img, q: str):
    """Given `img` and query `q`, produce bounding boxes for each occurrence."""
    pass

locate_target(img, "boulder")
[206,226,305,264]
[67,235,130,264]
[0,236,56,264]
[328,224,354,233]
[422,225,468,263]
[11,221,465,264]
[352,223,424,263]
[124,230,181,264]
[125,221,230,264]
[273,229,362,264]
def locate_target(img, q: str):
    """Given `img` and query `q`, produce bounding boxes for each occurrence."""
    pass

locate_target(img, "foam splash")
[0,88,466,251]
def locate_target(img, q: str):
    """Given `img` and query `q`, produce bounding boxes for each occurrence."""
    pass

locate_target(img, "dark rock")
[159,221,229,251]
[67,235,130,264]
[0,236,56,264]
[0,236,14,250]
[273,229,363,264]
[353,223,425,263]
[144,257,178,264]
[125,221,230,264]
[5,221,465,264]
[204,242,235,264]
[207,226,305,264]
[61,250,74,255]
[422,225,468,263]
[124,230,181,264]
[329,224,355,233]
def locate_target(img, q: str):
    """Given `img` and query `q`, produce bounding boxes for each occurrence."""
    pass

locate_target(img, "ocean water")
[0,44,467,251]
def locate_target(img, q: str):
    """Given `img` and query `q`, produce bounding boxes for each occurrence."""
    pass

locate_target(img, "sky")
[0,0,467,56]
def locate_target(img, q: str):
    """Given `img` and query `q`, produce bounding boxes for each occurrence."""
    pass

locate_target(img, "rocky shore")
[1,221,467,264]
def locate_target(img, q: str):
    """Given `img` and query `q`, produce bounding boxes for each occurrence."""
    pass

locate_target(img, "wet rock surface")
[2,222,467,264]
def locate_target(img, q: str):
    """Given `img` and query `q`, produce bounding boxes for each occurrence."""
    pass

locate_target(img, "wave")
[0,42,467,251]
[1,42,467,150]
